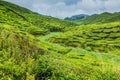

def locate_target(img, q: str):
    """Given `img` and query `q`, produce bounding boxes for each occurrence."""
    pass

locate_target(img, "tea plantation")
[0,0,120,80]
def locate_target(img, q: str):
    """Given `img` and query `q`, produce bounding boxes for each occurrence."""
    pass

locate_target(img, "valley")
[0,0,120,80]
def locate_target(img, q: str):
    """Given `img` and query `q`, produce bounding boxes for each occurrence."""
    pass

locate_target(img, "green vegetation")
[50,22,120,52]
[0,0,120,80]
[0,1,77,35]
[0,24,46,79]
[73,12,120,24]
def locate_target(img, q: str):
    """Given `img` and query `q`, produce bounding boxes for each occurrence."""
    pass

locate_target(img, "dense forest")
[0,0,120,80]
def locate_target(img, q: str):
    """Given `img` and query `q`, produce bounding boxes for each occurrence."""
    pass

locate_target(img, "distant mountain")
[76,12,120,24]
[91,14,98,16]
[64,14,89,20]
[1,1,120,80]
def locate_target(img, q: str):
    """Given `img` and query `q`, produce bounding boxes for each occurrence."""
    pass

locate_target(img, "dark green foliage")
[33,58,53,80]
[27,26,48,35]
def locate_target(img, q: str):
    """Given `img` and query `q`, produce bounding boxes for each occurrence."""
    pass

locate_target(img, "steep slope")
[75,12,120,24]
[0,0,77,35]
[0,1,120,80]
[0,24,48,79]
[0,1,72,79]
[0,1,79,79]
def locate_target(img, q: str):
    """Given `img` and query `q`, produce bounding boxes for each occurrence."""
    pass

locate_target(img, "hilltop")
[74,12,120,24]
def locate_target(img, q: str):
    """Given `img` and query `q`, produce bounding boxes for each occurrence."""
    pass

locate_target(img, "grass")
[36,48,120,80]
[50,22,120,52]
[40,32,62,41]
[34,32,120,80]
[1,0,120,80]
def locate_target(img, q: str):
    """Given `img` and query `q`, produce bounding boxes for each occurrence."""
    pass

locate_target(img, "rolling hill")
[74,12,120,24]
[50,22,120,52]
[0,0,120,80]
[0,1,77,35]
[0,0,77,79]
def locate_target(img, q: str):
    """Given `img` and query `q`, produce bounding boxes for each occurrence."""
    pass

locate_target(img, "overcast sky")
[5,0,120,18]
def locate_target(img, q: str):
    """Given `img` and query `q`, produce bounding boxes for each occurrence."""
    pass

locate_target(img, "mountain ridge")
[64,14,89,20]
[74,12,120,24]
[64,12,120,25]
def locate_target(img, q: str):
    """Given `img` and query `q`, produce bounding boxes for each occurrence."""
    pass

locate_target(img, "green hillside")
[0,1,77,35]
[50,22,120,52]
[74,12,120,24]
[0,0,120,80]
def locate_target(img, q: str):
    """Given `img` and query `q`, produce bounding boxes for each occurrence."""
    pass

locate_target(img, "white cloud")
[5,0,120,18]
[105,0,120,12]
